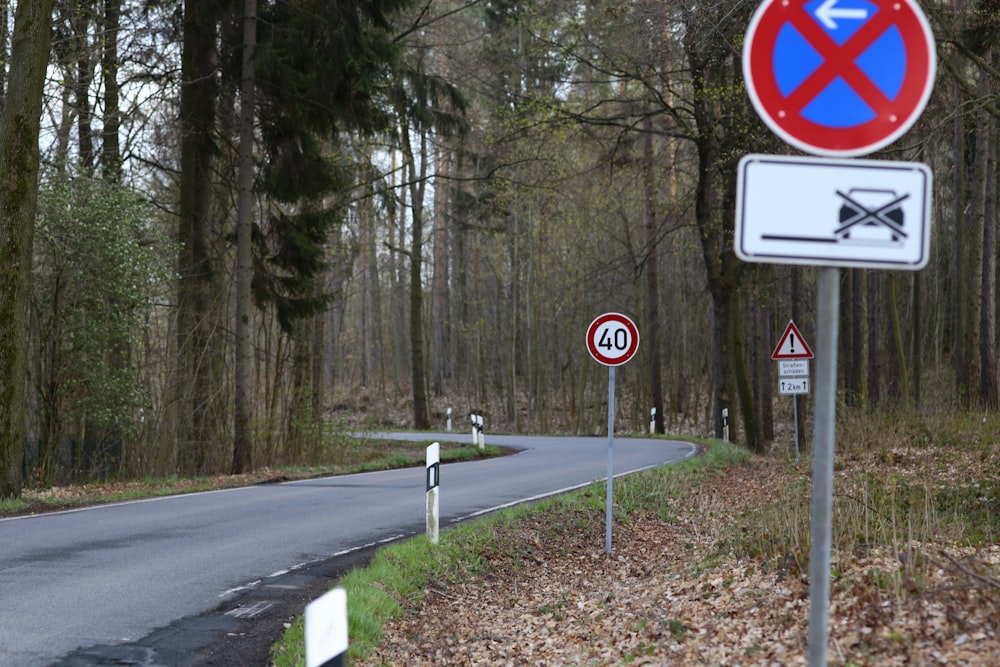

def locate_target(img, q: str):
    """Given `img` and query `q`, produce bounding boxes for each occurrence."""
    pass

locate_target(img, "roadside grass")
[723,409,1000,598]
[270,438,748,666]
[2,439,502,518]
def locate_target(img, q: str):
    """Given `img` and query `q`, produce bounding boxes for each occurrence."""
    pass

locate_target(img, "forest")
[0,0,996,499]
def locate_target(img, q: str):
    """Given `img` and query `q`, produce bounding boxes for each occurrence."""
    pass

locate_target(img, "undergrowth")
[723,409,1000,591]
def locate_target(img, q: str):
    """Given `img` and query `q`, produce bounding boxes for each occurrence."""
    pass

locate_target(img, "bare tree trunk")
[978,50,998,407]
[868,272,883,409]
[233,0,256,474]
[642,106,665,434]
[0,0,57,498]
[431,143,450,397]
[399,117,430,429]
[177,0,221,475]
[0,2,9,106]
[101,0,123,181]
[846,269,866,407]
[888,274,910,404]
[71,3,95,172]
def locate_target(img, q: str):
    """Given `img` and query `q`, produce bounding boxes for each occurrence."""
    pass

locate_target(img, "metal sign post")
[808,268,840,666]
[605,366,616,554]
[586,313,640,555]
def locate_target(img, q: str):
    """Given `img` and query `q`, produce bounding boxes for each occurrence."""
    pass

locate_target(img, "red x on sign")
[743,0,936,157]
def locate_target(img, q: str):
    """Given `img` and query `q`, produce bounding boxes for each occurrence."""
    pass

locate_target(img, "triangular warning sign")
[771,321,814,360]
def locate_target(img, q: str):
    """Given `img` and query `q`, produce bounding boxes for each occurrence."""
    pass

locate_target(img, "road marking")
[225,601,275,619]
[453,443,699,522]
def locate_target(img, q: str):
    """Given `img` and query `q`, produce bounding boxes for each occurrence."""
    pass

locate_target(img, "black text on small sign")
[586,313,640,366]
[772,320,814,359]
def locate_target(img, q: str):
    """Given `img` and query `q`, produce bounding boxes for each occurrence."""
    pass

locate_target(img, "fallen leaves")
[359,450,1000,666]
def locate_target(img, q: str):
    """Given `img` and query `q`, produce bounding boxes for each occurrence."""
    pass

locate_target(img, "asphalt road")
[0,432,697,666]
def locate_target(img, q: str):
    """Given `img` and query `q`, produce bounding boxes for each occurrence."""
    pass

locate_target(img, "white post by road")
[446,407,452,431]
[470,414,478,448]
[477,414,484,449]
[649,407,656,434]
[426,442,440,545]
[305,587,348,667]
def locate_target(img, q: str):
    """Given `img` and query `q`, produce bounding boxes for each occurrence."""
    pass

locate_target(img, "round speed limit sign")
[586,313,639,367]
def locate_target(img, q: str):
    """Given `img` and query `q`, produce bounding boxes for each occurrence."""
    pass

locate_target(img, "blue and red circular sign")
[586,313,639,367]
[744,0,936,157]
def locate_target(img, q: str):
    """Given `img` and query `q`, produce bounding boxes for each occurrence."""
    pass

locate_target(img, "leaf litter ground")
[359,444,1000,666]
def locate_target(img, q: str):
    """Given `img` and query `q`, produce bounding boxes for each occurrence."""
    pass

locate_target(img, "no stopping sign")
[586,313,639,367]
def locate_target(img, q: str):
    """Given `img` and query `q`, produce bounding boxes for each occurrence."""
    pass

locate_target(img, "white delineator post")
[649,407,656,434]
[446,407,452,431]
[476,414,485,449]
[305,587,348,667]
[722,408,730,442]
[470,414,478,447]
[426,442,440,545]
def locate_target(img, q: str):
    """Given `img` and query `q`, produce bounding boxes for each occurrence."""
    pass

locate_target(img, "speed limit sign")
[586,313,639,367]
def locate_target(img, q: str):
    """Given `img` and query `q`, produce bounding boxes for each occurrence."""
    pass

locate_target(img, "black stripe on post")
[426,462,440,492]
[318,651,346,667]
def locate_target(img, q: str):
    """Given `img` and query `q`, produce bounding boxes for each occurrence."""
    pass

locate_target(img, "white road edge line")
[453,443,699,523]
[219,533,407,598]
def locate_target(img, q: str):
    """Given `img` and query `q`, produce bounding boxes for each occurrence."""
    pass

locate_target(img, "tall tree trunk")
[399,117,430,429]
[846,269,866,407]
[642,106,665,434]
[0,0,57,499]
[888,274,910,404]
[978,50,998,407]
[101,0,122,181]
[72,4,95,172]
[953,62,973,405]
[233,0,256,474]
[0,2,9,106]
[432,143,450,397]
[867,272,884,409]
[177,0,220,475]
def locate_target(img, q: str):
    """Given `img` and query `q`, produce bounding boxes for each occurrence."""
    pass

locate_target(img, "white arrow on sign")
[815,0,869,29]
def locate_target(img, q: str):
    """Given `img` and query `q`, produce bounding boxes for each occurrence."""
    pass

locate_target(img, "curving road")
[0,432,697,666]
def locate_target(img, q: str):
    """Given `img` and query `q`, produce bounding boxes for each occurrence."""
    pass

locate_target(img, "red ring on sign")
[743,0,935,157]
[586,313,640,367]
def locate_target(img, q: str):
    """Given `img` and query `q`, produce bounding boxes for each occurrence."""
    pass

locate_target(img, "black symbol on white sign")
[835,189,909,246]
[761,187,910,248]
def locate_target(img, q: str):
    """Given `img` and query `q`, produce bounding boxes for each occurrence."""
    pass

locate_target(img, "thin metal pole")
[808,267,840,667]
[794,397,801,464]
[605,366,615,554]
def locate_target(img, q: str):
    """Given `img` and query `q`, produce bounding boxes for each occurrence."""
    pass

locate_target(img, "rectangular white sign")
[778,359,809,377]
[779,377,810,395]
[735,154,932,270]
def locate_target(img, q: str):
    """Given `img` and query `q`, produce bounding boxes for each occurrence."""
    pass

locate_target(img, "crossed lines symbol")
[783,3,896,116]
[834,190,910,238]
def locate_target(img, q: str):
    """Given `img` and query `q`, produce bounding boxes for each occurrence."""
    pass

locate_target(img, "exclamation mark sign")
[790,333,796,355]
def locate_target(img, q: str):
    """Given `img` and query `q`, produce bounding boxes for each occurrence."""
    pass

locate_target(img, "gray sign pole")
[605,365,615,554]
[807,267,840,666]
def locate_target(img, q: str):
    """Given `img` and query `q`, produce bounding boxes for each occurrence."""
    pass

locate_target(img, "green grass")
[270,438,745,665]
[0,497,28,513]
